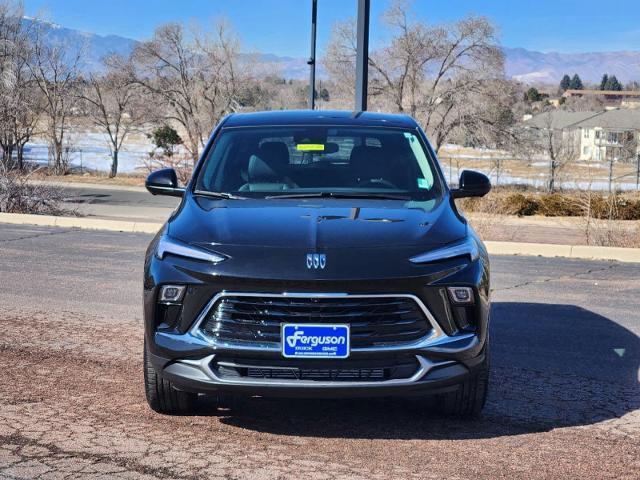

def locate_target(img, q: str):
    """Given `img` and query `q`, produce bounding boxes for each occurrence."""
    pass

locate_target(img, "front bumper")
[144,248,490,398]
[148,348,486,398]
[149,296,485,398]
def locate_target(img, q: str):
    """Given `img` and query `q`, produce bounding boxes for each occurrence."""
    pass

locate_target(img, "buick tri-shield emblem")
[306,253,326,269]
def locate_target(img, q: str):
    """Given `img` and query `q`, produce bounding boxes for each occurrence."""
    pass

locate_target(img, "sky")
[23,0,640,57]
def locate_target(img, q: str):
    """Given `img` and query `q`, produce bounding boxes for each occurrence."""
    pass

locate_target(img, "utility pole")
[355,0,370,111]
[307,0,318,110]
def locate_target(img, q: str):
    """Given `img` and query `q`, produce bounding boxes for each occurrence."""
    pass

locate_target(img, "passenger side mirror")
[145,168,185,197]
[450,170,491,199]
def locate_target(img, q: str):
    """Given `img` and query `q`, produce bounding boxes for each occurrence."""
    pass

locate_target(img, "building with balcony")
[524,109,640,163]
[576,109,640,162]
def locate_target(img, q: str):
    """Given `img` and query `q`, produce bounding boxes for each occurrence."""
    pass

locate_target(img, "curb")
[483,241,640,263]
[1,212,639,263]
[30,180,147,193]
[0,213,160,234]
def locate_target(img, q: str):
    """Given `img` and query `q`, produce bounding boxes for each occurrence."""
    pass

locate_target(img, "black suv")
[143,110,491,417]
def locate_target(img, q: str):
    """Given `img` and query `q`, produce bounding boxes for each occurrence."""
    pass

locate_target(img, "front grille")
[212,356,420,382]
[199,295,432,349]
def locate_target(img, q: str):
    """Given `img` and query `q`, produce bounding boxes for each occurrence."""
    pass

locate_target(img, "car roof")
[222,110,419,129]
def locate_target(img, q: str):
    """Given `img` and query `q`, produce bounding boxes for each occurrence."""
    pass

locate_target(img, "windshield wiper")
[193,190,247,200]
[265,192,411,200]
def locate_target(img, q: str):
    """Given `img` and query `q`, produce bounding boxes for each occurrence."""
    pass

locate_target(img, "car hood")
[168,196,466,250]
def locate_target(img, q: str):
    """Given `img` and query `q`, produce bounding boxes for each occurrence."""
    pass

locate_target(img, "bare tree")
[323,0,512,151]
[80,55,147,177]
[518,111,580,192]
[129,21,242,163]
[26,25,82,175]
[562,94,605,112]
[607,130,639,192]
[0,2,44,170]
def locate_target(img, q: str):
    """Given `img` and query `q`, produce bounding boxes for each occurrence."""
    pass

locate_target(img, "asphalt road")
[59,184,178,222]
[0,224,638,479]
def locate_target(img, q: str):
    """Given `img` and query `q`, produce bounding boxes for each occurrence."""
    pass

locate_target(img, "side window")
[404,132,434,189]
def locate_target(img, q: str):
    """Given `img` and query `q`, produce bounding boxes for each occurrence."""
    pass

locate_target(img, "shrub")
[617,198,640,220]
[502,193,539,216]
[0,168,69,215]
[588,195,640,221]
[537,193,582,217]
[455,187,640,221]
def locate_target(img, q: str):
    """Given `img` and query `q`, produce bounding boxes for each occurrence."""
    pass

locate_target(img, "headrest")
[248,141,290,182]
[259,142,289,166]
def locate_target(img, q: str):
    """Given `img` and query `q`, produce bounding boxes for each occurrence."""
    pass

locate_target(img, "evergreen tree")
[559,74,571,91]
[600,74,609,90]
[524,87,541,103]
[318,88,330,102]
[569,74,584,90]
[608,75,622,91]
[150,125,183,157]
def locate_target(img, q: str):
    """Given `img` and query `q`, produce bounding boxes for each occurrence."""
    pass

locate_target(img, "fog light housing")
[159,285,186,304]
[447,287,474,305]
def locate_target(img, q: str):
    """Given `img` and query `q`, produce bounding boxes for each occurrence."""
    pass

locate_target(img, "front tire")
[437,352,489,418]
[144,342,197,415]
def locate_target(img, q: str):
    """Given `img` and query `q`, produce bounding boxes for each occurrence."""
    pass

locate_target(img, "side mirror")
[450,170,491,199]
[145,168,185,197]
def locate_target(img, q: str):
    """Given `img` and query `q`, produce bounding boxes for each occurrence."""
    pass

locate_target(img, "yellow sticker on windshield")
[296,144,325,151]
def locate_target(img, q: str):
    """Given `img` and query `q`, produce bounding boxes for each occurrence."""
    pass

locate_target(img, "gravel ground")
[0,225,638,479]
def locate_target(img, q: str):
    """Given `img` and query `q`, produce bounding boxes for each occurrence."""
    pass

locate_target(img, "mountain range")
[26,18,640,86]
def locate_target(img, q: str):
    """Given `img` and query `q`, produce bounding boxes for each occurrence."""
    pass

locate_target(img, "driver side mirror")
[145,168,185,197]
[450,170,491,199]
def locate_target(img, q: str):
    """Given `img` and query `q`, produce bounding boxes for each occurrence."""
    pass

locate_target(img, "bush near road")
[0,169,70,216]
[460,188,640,221]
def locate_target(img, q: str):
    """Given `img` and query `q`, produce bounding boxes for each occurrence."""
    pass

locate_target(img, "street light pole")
[355,0,370,111]
[308,0,318,110]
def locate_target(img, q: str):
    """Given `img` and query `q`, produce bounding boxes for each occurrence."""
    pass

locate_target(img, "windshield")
[195,126,443,200]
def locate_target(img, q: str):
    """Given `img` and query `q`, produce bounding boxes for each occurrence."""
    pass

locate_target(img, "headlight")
[155,235,226,263]
[409,236,479,264]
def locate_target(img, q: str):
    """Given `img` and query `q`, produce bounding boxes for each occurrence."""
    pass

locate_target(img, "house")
[575,109,640,162]
[523,110,603,155]
[524,109,640,163]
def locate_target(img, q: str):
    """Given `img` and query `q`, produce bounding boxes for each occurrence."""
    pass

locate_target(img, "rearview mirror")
[450,170,491,199]
[145,168,185,197]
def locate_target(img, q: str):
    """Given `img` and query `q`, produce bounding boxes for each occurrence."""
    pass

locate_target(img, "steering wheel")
[357,178,398,189]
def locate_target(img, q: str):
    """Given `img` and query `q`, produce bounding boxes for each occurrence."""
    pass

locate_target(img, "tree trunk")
[548,160,557,193]
[53,140,65,175]
[16,143,25,171]
[608,156,614,193]
[110,149,118,178]
[5,144,14,169]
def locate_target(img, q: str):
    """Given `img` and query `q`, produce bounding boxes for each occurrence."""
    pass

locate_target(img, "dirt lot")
[0,226,638,479]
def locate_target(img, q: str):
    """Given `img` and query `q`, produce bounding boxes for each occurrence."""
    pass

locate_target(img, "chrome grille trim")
[177,354,454,387]
[188,292,468,352]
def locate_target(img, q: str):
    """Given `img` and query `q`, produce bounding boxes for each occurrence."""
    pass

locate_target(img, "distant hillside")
[23,17,640,84]
[22,17,137,73]
[504,47,640,85]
